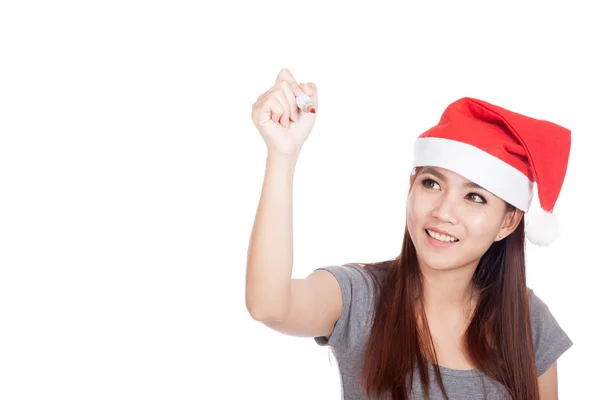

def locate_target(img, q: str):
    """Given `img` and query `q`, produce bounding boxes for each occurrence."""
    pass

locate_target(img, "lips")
[425,228,459,245]
[425,228,458,242]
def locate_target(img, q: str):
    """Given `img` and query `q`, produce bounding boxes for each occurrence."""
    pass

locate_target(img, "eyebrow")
[420,167,486,191]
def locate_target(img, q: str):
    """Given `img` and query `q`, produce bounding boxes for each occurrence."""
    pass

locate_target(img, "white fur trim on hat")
[525,210,560,246]
[413,137,534,211]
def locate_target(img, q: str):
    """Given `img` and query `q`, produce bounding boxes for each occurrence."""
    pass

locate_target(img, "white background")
[1,1,597,399]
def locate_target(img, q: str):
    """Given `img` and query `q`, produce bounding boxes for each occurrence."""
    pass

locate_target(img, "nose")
[431,192,459,225]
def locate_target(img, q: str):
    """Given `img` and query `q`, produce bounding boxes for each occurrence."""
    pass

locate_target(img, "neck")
[419,260,479,310]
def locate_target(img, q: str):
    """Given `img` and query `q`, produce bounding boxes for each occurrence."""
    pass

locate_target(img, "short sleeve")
[529,290,573,376]
[313,264,377,351]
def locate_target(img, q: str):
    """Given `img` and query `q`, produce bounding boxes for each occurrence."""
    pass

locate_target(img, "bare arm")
[260,270,342,339]
[244,153,342,338]
[538,361,558,400]
[245,153,297,320]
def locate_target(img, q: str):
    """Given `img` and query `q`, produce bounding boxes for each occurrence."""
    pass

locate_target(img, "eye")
[421,178,440,190]
[467,192,487,204]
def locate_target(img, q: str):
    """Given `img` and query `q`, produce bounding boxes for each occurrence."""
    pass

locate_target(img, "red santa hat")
[412,97,571,246]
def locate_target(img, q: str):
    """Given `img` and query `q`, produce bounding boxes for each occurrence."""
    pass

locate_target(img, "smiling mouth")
[425,229,459,243]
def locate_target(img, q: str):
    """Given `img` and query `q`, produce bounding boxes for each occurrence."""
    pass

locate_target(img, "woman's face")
[406,166,521,271]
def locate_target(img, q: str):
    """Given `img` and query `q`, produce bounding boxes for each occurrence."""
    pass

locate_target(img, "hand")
[251,68,318,157]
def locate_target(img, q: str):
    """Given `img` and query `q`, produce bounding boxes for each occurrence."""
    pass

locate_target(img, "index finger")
[275,68,298,85]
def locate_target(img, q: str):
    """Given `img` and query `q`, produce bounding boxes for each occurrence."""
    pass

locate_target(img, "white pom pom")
[525,210,561,246]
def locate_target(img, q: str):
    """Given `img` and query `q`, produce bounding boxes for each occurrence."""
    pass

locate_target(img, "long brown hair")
[358,168,539,399]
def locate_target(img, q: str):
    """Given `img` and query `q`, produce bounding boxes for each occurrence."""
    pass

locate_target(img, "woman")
[246,68,572,399]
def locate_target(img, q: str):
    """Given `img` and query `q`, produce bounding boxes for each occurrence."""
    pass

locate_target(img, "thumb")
[301,82,317,96]
[297,82,318,107]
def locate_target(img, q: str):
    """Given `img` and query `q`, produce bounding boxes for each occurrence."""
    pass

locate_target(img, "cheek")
[406,190,433,243]
[406,191,426,226]
[465,211,501,237]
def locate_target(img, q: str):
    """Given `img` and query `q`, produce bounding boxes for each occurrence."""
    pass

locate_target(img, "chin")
[420,255,461,271]
[415,241,465,271]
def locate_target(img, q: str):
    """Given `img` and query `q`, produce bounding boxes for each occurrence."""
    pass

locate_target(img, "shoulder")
[313,262,388,348]
[527,288,563,327]
[317,262,377,283]
[315,263,379,309]
[316,261,391,298]
[527,287,549,309]
[526,288,573,376]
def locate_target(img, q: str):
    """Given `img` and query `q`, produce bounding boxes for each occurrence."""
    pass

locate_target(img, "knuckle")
[270,88,283,98]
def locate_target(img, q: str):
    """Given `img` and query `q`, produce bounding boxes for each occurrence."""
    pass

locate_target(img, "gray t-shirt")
[314,263,573,400]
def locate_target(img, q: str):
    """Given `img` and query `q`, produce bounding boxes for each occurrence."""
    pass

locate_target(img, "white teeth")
[426,229,458,243]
